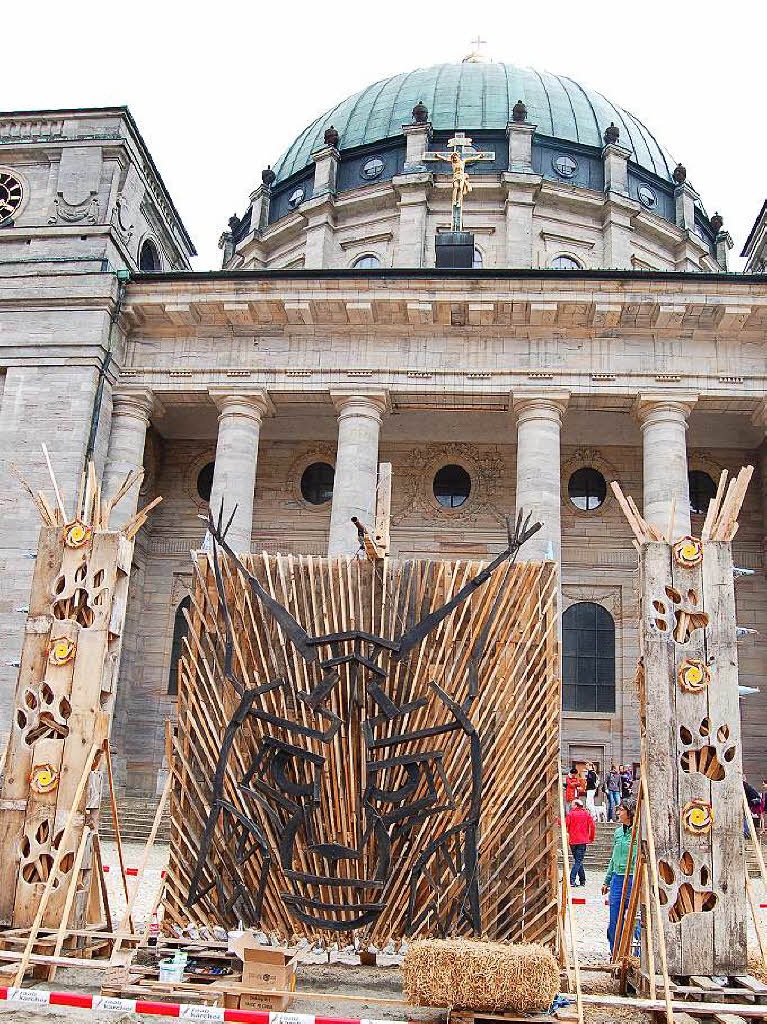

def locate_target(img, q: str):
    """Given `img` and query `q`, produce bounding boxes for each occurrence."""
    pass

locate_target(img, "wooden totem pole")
[617,468,751,979]
[0,459,157,932]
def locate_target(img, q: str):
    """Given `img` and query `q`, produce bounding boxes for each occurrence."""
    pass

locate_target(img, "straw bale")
[402,938,559,1012]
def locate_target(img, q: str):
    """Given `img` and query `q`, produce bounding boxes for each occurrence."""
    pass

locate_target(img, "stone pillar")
[636,394,697,537]
[393,174,432,267]
[674,182,696,232]
[512,391,569,562]
[312,144,340,198]
[328,391,387,557]
[503,178,539,268]
[507,120,537,172]
[102,388,156,528]
[602,142,631,195]
[207,390,272,553]
[403,122,433,172]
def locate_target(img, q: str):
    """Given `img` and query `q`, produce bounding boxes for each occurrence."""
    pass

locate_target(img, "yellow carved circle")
[63,520,91,549]
[678,657,711,694]
[673,535,703,568]
[682,798,713,835]
[30,763,59,794]
[48,637,76,666]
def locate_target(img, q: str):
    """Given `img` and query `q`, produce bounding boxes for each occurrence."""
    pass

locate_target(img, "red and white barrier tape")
[570,897,608,905]
[0,988,409,1024]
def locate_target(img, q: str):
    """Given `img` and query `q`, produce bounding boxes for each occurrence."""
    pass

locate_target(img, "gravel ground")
[0,843,763,1024]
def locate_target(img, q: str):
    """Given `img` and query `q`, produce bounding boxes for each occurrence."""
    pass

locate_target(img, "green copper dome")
[273,61,676,183]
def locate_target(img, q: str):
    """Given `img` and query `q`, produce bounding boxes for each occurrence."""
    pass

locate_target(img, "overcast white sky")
[5,0,765,270]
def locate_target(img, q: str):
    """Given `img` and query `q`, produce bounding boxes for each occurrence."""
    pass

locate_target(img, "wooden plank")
[702,542,747,973]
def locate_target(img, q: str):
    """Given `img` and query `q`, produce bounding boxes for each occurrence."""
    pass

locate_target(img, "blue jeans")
[607,791,620,821]
[570,844,586,886]
[608,873,636,953]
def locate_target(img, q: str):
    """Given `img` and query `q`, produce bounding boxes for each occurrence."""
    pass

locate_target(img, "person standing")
[566,799,595,887]
[585,761,599,814]
[565,766,586,814]
[601,799,638,953]
[620,765,633,800]
[744,776,761,837]
[606,763,621,822]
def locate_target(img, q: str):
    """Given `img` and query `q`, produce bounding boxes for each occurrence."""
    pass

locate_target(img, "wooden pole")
[47,826,92,981]
[104,739,133,931]
[639,768,674,1024]
[110,770,172,965]
[91,832,113,933]
[557,760,583,1024]
[41,442,68,521]
[612,792,641,963]
[641,861,656,1000]
[745,875,767,965]
[743,788,767,889]
[13,743,99,986]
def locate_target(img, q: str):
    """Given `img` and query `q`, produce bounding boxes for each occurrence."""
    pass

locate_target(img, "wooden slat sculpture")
[0,461,157,930]
[164,510,561,944]
[614,470,750,978]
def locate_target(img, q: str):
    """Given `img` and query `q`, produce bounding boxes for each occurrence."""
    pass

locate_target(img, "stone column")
[102,388,156,528]
[512,391,569,562]
[328,391,387,557]
[635,394,697,537]
[393,174,432,267]
[207,390,272,553]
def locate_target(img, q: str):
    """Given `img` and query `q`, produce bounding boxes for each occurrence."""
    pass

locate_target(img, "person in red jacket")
[566,799,596,886]
[564,766,586,813]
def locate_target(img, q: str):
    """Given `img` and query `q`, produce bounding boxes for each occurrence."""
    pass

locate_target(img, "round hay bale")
[402,938,559,1013]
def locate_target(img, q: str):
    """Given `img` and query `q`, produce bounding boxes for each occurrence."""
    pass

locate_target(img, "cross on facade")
[423,133,495,231]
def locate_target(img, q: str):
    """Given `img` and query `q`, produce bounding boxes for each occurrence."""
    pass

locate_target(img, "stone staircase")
[563,820,767,875]
[98,795,171,845]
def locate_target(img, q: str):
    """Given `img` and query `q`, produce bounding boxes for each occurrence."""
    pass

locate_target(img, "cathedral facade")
[1,60,766,797]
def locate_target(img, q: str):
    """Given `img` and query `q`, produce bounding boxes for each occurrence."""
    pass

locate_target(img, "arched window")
[168,596,190,696]
[551,254,582,270]
[562,602,615,713]
[139,238,161,273]
[472,247,483,268]
[353,254,381,269]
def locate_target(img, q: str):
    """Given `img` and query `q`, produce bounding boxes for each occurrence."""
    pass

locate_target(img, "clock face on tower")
[0,171,24,223]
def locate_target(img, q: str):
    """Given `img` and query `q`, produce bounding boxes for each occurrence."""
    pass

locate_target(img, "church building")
[1,56,766,799]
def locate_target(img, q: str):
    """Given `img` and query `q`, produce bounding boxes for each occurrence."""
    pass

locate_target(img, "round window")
[568,467,607,511]
[688,470,716,516]
[553,155,577,179]
[197,462,215,502]
[433,464,471,508]
[301,462,334,505]
[551,255,582,270]
[288,187,305,210]
[353,254,381,269]
[638,185,658,210]
[0,171,24,223]
[361,157,384,180]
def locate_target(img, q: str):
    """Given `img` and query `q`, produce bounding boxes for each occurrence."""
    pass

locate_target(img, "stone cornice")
[121,275,767,336]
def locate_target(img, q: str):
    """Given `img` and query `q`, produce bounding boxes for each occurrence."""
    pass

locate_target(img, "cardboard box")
[218,982,295,1012]
[228,935,298,992]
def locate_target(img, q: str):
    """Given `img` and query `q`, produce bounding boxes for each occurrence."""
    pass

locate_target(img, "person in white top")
[585,761,600,814]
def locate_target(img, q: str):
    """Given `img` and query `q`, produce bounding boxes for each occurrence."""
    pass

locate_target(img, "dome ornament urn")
[710,211,724,233]
[412,100,428,124]
[673,163,687,185]
[603,122,620,146]
[323,126,340,148]
[261,165,276,187]
[512,99,527,124]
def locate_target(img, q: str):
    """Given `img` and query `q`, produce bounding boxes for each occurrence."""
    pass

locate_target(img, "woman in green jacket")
[601,799,637,952]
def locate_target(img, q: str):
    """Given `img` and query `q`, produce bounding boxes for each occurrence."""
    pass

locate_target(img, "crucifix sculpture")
[424,133,495,232]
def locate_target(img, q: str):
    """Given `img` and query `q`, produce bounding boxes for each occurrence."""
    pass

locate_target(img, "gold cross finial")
[471,35,486,51]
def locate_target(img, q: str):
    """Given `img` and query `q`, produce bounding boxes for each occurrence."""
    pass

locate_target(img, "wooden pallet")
[100,937,242,1003]
[627,964,767,1020]
[451,1007,578,1024]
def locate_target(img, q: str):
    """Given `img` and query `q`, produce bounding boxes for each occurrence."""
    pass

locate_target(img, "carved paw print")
[679,718,736,781]
[658,851,717,923]
[650,585,708,643]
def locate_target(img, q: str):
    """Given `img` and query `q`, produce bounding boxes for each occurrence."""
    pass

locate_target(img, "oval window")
[288,187,305,210]
[301,462,334,505]
[361,157,384,180]
[638,185,658,210]
[553,155,578,178]
[433,464,471,508]
[568,467,607,511]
